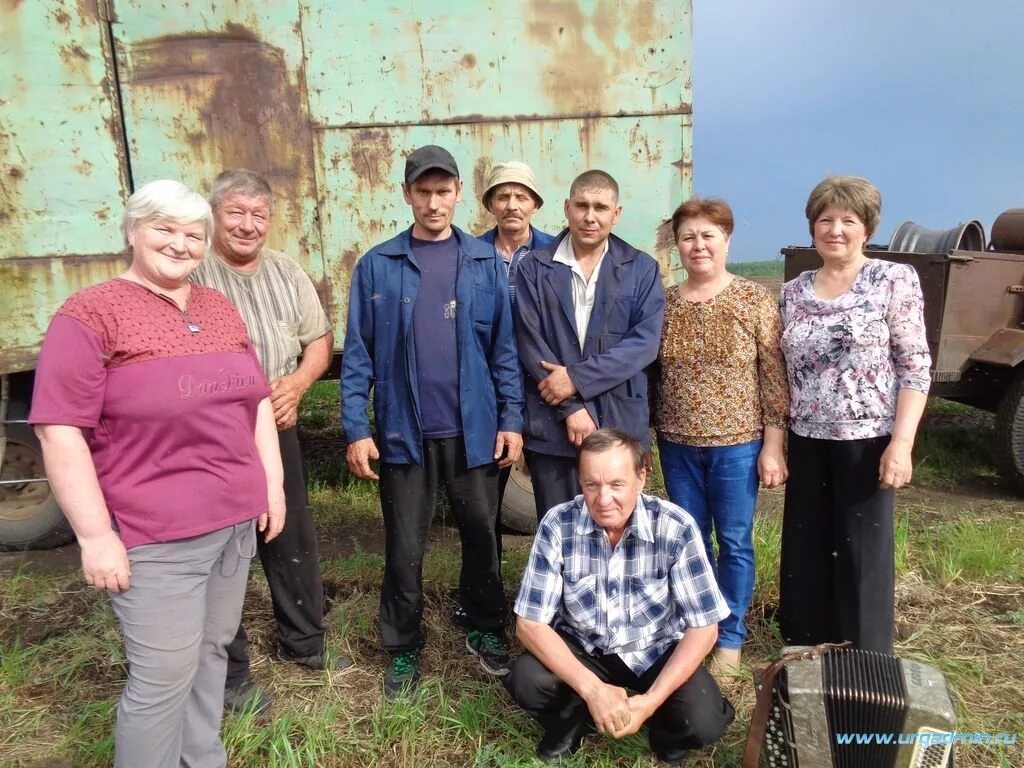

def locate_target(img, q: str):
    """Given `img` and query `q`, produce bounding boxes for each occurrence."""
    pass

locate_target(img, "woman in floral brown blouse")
[654,198,789,671]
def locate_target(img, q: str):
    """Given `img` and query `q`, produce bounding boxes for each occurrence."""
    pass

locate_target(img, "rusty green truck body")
[0,0,694,547]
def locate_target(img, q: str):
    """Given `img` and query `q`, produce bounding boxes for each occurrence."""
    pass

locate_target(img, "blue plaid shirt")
[513,493,728,675]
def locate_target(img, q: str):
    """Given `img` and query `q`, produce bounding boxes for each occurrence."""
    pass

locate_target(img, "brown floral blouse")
[654,276,789,447]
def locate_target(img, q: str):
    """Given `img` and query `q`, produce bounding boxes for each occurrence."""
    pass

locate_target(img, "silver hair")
[121,180,213,247]
[209,169,275,211]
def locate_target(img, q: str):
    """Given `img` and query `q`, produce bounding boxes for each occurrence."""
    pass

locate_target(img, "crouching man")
[504,428,735,764]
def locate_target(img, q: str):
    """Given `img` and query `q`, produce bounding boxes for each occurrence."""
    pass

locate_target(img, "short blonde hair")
[121,179,213,247]
[805,176,881,239]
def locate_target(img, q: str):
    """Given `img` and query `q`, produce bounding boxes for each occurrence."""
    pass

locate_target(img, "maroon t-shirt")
[29,279,272,548]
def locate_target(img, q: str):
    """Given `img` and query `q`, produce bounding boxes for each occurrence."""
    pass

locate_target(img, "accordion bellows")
[759,647,956,768]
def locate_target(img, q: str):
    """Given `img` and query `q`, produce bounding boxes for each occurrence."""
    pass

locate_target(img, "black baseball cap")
[404,145,460,184]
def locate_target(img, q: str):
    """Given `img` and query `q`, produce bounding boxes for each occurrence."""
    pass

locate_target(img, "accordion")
[745,645,956,768]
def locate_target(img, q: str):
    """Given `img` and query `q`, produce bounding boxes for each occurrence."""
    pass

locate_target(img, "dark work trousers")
[495,465,510,572]
[778,431,896,654]
[525,451,580,524]
[504,631,735,757]
[379,436,506,652]
[226,426,324,688]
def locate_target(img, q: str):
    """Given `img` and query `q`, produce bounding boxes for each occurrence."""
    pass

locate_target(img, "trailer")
[0,0,694,547]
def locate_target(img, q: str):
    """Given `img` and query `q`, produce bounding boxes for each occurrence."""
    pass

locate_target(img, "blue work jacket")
[341,226,524,468]
[514,230,665,457]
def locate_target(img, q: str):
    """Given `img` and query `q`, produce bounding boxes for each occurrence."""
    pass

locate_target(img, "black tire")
[501,456,538,534]
[0,421,74,551]
[994,366,1024,494]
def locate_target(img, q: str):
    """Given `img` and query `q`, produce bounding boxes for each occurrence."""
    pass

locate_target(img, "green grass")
[1,391,1022,767]
[729,259,784,277]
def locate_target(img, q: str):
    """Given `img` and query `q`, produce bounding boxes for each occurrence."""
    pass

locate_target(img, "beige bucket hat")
[482,161,544,210]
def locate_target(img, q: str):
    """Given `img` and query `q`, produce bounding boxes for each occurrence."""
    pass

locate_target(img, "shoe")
[384,650,421,700]
[536,721,590,761]
[278,648,353,671]
[712,647,741,672]
[466,630,511,676]
[223,678,272,718]
[654,748,690,766]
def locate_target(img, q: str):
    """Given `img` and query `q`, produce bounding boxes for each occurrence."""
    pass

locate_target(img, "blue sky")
[692,0,1024,261]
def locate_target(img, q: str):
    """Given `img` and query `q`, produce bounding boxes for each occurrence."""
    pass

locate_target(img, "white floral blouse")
[780,259,931,440]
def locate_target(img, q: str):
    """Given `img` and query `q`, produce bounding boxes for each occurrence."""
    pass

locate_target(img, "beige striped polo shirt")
[192,247,331,382]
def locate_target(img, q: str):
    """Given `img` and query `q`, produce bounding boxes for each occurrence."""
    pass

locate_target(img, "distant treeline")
[729,259,784,276]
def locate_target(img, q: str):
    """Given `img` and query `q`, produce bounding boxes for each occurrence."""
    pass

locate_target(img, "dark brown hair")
[578,428,644,475]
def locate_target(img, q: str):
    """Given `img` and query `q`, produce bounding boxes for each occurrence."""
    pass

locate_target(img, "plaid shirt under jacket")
[514,493,728,676]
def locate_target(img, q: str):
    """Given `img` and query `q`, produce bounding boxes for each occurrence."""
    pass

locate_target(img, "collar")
[378,225,489,260]
[574,494,655,544]
[209,246,263,277]
[486,226,534,254]
[552,234,609,268]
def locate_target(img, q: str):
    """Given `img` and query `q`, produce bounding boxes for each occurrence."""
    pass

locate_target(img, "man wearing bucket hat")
[478,161,556,306]
[341,145,524,698]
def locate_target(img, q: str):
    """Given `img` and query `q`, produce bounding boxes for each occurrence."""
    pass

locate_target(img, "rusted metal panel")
[0,1,129,258]
[3,0,692,369]
[970,329,1024,367]
[109,2,328,310]
[301,0,692,127]
[315,116,692,337]
[0,0,131,374]
[0,254,131,374]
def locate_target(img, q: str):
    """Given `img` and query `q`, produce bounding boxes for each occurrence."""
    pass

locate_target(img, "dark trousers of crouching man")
[504,429,734,763]
[506,631,733,759]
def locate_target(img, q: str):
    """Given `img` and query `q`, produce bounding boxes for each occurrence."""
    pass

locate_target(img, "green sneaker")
[384,651,421,699]
[466,630,512,676]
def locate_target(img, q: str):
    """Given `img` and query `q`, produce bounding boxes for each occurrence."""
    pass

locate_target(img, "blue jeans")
[657,437,761,650]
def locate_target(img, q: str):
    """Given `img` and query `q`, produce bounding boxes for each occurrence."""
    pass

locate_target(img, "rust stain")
[626,0,658,44]
[590,0,620,49]
[460,53,477,69]
[468,155,494,236]
[340,247,360,277]
[655,218,675,253]
[126,28,318,262]
[6,165,24,179]
[53,8,71,27]
[95,204,111,221]
[628,121,662,167]
[63,44,89,61]
[577,118,596,167]
[344,129,395,191]
[654,219,677,283]
[527,0,611,112]
[74,160,94,176]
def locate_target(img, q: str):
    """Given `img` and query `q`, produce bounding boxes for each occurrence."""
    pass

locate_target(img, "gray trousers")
[110,521,256,768]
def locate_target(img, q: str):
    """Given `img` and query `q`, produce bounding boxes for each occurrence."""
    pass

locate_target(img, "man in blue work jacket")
[341,145,524,698]
[514,169,665,524]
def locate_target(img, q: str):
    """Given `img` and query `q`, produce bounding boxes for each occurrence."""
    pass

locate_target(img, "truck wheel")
[0,422,74,551]
[501,456,538,534]
[995,367,1024,494]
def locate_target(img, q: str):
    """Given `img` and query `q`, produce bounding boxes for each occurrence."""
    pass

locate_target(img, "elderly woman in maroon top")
[29,180,285,768]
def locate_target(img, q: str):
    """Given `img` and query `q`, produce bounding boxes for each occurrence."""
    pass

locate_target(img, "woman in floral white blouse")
[778,176,931,654]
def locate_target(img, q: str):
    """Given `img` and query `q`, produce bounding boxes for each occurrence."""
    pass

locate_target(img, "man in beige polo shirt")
[193,169,347,715]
